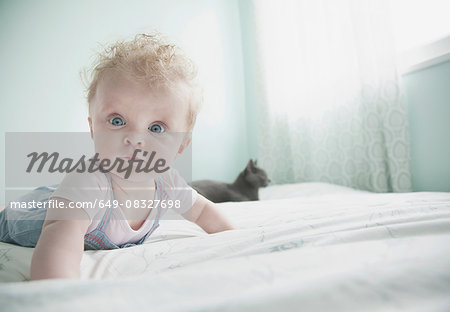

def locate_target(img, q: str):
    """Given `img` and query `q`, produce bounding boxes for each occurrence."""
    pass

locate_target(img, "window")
[389,0,450,73]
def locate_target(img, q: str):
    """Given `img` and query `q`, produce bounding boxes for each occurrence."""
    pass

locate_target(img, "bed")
[0,182,449,311]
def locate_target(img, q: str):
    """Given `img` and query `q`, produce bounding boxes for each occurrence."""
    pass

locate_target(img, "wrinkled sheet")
[0,183,449,311]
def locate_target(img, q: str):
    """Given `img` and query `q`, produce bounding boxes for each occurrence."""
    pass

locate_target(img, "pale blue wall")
[0,0,249,205]
[402,61,450,192]
[237,0,259,160]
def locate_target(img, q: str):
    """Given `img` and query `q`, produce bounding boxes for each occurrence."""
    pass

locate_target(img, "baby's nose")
[124,133,145,147]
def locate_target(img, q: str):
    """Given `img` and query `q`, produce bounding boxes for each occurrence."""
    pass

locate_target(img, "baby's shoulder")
[157,167,189,188]
[157,167,196,196]
[55,160,109,192]
[157,168,197,215]
[50,166,110,206]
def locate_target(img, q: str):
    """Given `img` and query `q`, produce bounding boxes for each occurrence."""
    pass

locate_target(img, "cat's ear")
[254,159,258,166]
[246,159,256,174]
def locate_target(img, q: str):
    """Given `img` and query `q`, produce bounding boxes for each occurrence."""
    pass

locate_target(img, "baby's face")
[88,71,191,182]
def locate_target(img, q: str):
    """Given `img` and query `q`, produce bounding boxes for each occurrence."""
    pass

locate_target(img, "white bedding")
[1,183,449,311]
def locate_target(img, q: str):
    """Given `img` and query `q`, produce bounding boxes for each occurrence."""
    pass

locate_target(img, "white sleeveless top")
[50,168,197,245]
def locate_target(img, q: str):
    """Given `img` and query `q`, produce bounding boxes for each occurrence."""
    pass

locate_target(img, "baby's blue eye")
[110,116,125,126]
[149,124,165,133]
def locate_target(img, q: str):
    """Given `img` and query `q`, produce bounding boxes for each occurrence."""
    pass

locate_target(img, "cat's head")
[243,159,271,188]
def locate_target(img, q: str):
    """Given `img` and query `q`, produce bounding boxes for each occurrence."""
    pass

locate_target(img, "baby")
[0,33,235,280]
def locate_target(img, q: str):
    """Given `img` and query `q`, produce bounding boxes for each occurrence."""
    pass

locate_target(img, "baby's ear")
[177,133,192,154]
[88,117,93,139]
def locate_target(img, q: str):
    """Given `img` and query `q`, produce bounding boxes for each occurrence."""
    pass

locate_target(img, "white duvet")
[1,183,449,311]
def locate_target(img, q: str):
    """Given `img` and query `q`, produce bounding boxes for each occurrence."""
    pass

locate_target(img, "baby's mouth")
[121,149,147,161]
[122,156,143,161]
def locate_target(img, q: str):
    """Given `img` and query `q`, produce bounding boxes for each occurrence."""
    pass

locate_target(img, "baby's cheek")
[93,132,123,160]
[150,134,185,160]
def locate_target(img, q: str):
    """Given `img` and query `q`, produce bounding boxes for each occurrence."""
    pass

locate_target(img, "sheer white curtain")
[252,0,411,192]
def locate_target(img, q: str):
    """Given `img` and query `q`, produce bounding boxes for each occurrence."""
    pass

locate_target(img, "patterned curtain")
[251,0,411,192]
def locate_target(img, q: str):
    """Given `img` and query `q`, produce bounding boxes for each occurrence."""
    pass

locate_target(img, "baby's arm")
[30,197,90,281]
[182,194,236,234]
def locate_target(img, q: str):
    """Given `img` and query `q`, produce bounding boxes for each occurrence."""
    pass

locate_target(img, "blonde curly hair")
[82,32,202,131]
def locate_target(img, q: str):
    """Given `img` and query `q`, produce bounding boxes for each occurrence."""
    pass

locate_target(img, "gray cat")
[189,159,270,203]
